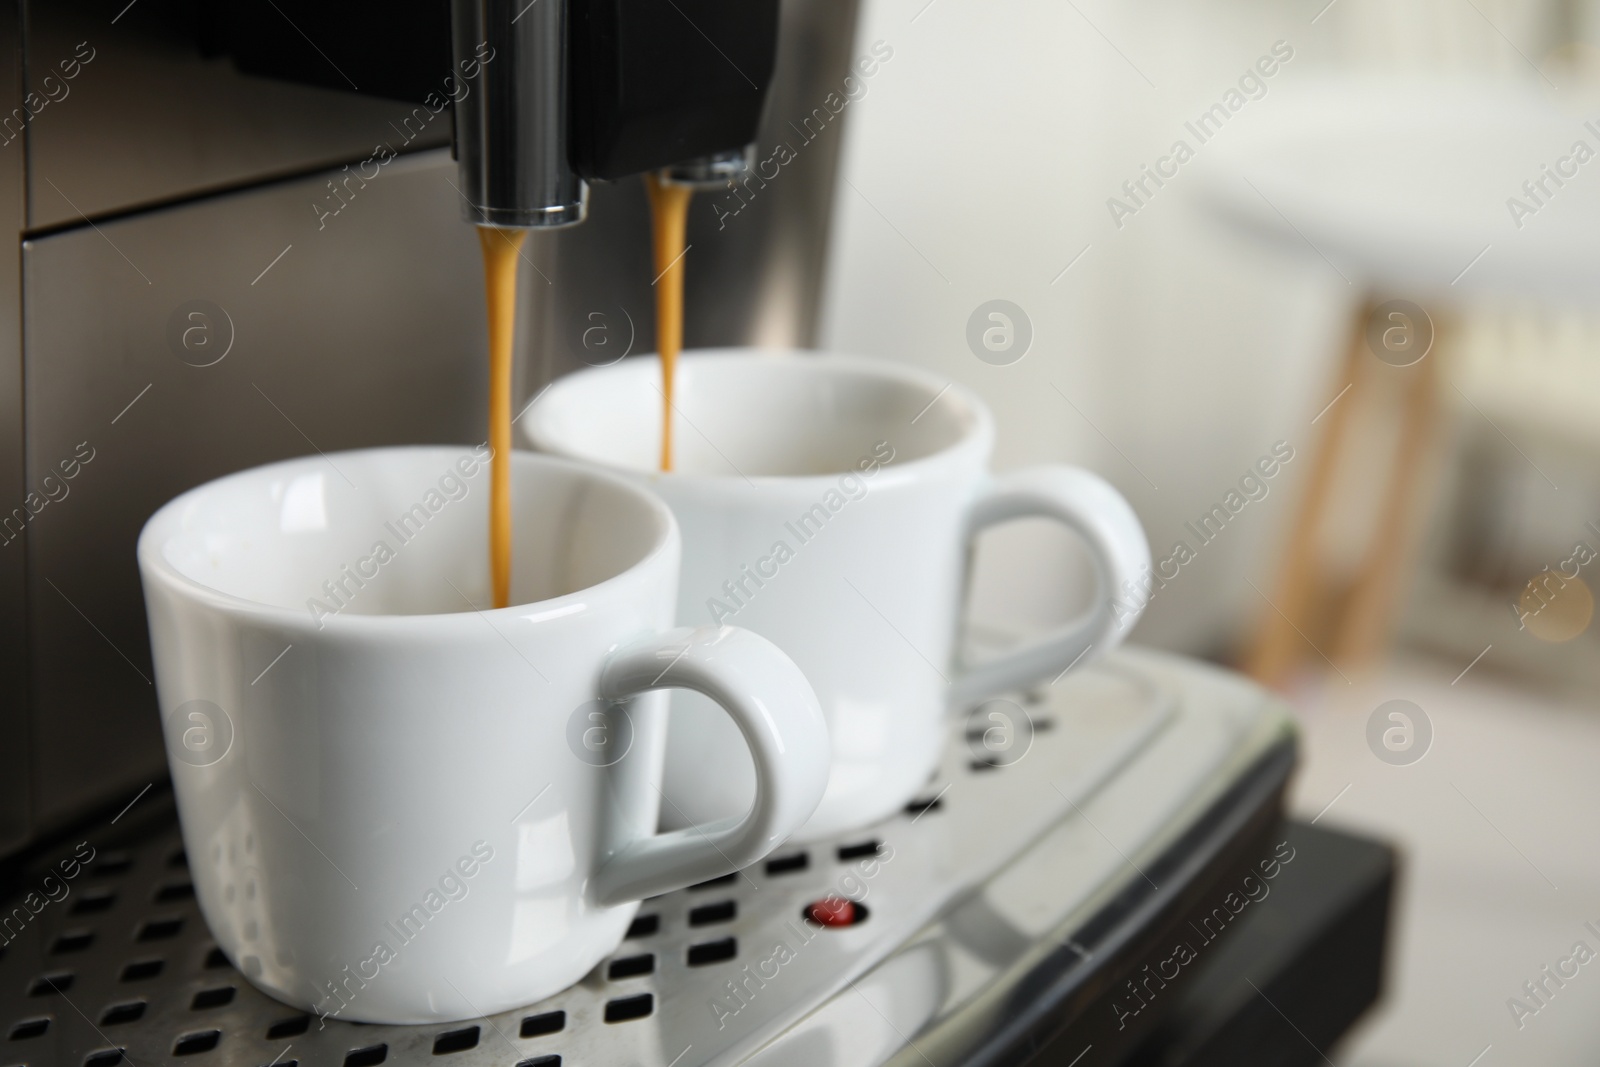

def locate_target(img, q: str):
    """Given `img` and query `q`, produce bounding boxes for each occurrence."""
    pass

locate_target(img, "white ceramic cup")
[137,446,829,1023]
[524,351,1152,840]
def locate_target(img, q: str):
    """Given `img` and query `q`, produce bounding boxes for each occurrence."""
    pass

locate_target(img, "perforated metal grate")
[0,807,958,1067]
[0,652,1272,1067]
[1,816,952,1067]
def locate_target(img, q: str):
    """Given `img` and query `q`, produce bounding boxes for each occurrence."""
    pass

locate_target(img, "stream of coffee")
[479,226,525,609]
[477,179,684,606]
[645,174,692,472]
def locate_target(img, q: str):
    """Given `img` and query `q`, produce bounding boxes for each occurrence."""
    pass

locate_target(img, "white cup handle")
[591,625,830,906]
[949,467,1151,711]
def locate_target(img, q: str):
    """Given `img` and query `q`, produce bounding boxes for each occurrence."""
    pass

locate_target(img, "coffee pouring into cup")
[138,447,829,1023]
[453,0,781,606]
[137,0,817,1024]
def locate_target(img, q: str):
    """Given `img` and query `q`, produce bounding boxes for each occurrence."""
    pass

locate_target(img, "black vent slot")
[687,937,737,966]
[607,953,655,979]
[28,972,74,996]
[432,1026,479,1055]
[120,959,163,982]
[603,993,653,1023]
[51,930,94,954]
[191,986,236,1010]
[520,1010,565,1038]
[689,900,737,926]
[72,889,116,915]
[136,917,183,941]
[100,1002,147,1026]
[765,852,809,875]
[173,1030,221,1056]
[8,1017,50,1040]
[155,882,195,903]
[837,840,881,861]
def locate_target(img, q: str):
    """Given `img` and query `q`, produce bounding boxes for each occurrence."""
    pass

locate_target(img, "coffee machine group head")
[451,0,780,229]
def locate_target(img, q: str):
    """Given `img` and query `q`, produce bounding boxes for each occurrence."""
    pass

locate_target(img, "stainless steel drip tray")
[0,649,1294,1067]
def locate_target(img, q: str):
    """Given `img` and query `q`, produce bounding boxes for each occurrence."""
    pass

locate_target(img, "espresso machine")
[0,0,843,857]
[0,2,1393,1064]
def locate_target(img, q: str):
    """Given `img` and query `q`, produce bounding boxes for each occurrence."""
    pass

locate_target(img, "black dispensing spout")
[219,0,780,223]
[565,0,779,190]
[452,0,783,221]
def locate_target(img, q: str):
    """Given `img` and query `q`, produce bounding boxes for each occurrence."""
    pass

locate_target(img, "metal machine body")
[0,0,861,858]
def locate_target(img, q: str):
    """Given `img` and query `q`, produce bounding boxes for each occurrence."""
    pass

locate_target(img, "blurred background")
[822,0,1600,1062]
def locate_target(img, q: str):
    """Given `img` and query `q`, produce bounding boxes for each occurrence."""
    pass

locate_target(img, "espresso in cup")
[525,351,1152,840]
[138,446,828,1023]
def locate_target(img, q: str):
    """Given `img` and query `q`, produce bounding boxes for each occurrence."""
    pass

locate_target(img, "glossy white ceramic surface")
[136,446,828,1024]
[524,352,1152,840]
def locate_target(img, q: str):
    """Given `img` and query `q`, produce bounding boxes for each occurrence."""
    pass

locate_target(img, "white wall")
[819,0,1357,655]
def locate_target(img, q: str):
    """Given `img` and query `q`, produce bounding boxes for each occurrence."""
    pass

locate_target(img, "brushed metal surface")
[689,0,862,350]
[0,0,31,855]
[21,151,486,835]
[0,651,1293,1067]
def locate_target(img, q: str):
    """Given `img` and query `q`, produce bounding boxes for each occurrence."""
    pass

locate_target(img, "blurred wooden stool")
[1194,76,1600,687]
[1244,300,1444,688]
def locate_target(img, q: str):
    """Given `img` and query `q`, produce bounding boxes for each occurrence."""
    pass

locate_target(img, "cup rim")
[136,445,680,635]
[522,349,995,488]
